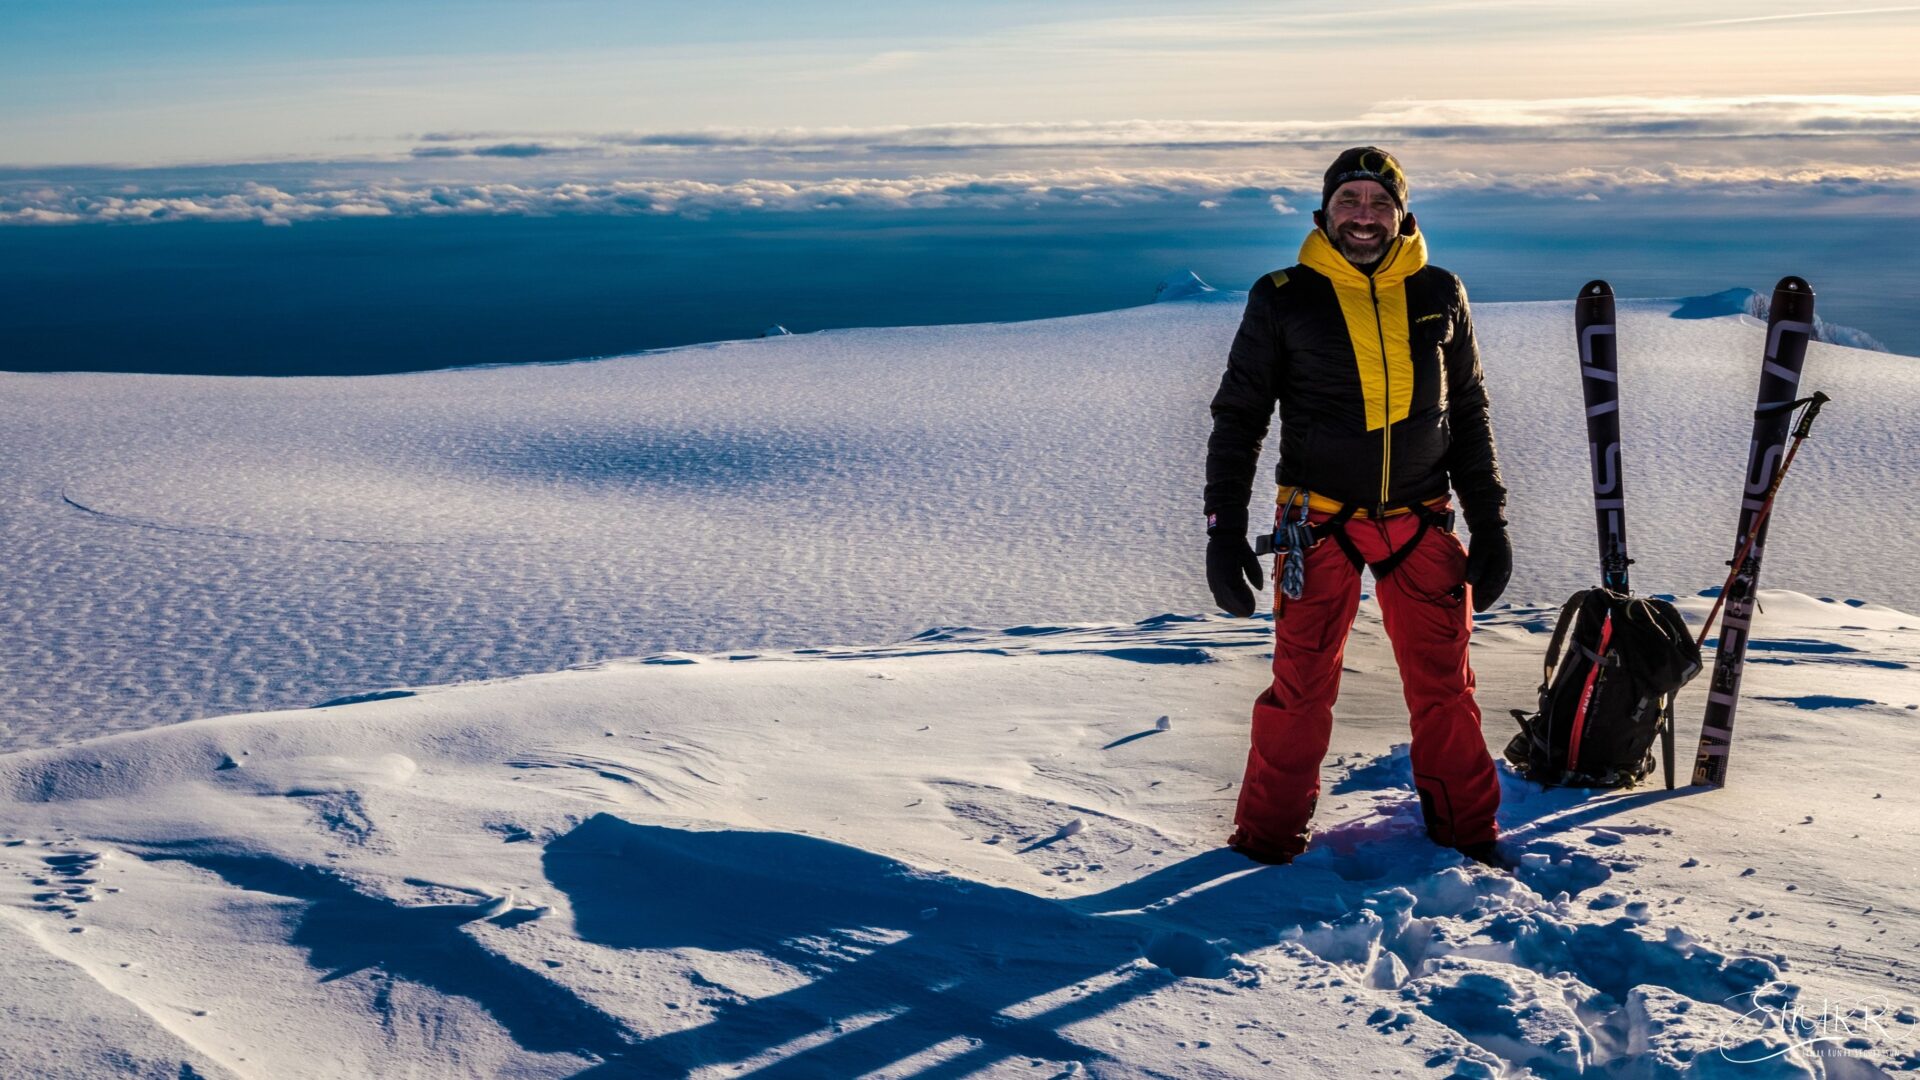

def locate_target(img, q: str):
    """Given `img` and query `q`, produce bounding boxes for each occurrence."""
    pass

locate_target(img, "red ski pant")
[1233,505,1500,856]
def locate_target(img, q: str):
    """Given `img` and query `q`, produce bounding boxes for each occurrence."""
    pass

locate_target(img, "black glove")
[1464,524,1512,613]
[1206,510,1264,618]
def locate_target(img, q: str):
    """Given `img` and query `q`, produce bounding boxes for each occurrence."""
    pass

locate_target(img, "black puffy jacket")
[1205,227,1507,533]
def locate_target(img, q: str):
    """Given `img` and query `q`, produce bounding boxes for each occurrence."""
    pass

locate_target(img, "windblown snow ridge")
[1671,286,1889,351]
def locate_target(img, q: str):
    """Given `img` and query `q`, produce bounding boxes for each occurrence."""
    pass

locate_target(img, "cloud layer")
[7,97,1920,226]
[403,96,1920,159]
[8,159,1920,227]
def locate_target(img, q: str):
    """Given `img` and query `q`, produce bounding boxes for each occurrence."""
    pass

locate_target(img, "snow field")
[0,294,1913,751]
[0,589,1914,1077]
[0,290,1915,1076]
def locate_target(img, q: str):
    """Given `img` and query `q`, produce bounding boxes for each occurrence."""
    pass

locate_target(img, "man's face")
[1325,179,1402,265]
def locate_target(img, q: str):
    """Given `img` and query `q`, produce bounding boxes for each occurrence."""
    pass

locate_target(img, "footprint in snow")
[32,849,104,918]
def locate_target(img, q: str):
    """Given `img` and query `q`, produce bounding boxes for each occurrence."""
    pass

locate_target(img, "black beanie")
[1321,147,1408,211]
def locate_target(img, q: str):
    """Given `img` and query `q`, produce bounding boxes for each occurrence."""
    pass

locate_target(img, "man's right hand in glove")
[1206,510,1265,618]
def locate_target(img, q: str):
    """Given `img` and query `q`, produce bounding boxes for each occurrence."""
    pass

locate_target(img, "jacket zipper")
[1369,275,1392,514]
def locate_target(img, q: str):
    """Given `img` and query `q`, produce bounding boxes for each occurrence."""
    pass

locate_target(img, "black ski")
[1575,280,1630,593]
[1691,276,1816,787]
[1577,280,1677,788]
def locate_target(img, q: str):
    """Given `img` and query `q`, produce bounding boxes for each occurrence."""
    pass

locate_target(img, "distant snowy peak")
[1666,287,1760,321]
[1152,268,1235,304]
[1669,287,1889,352]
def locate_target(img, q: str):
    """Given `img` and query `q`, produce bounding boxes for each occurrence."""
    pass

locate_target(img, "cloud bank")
[6,97,1919,226]
[404,96,1920,158]
[7,160,1920,227]
[0,171,1297,226]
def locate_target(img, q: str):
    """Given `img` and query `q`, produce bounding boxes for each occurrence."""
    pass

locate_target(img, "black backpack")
[1505,588,1704,789]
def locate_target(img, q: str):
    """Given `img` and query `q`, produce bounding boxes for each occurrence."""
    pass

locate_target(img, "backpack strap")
[1540,589,1590,691]
[1518,589,1588,787]
[1659,693,1677,791]
[1569,639,1619,669]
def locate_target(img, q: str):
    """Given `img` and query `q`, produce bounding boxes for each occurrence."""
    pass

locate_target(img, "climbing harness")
[1257,490,1456,613]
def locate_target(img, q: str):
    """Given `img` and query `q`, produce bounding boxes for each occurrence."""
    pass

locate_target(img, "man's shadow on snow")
[545,812,1351,1078]
[139,845,632,1062]
[547,752,1714,1076]
[146,744,1711,1077]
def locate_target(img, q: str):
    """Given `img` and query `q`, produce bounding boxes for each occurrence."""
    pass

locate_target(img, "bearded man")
[1204,146,1514,865]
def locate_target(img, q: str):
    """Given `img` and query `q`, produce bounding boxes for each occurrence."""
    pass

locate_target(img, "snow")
[1671,288,1889,353]
[0,290,1916,1077]
[1,291,1912,752]
[1151,269,1234,304]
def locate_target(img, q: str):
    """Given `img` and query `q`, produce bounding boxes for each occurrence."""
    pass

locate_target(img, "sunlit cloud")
[8,93,1918,227]
[1,171,1294,226]
[8,158,1920,227]
[1681,5,1920,26]
[1361,95,1920,139]
[848,50,925,74]
[402,96,1920,159]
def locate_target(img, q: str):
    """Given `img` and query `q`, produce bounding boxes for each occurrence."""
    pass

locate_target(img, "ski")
[1576,280,1630,593]
[1690,276,1817,788]
[1576,281,1680,788]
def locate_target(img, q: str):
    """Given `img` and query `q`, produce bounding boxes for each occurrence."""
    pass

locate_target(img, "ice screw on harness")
[1274,489,1315,602]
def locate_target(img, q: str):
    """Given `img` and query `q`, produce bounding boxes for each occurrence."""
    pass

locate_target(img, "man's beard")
[1334,225,1391,265]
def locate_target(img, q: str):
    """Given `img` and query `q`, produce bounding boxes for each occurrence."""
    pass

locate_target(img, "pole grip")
[1792,391,1830,439]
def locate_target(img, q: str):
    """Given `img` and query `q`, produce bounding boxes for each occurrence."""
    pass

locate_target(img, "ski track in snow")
[0,297,1915,752]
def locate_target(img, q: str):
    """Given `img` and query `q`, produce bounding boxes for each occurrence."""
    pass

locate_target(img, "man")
[1203,146,1513,865]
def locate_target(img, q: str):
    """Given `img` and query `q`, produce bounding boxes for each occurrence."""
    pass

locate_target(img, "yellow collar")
[1299,227,1428,287]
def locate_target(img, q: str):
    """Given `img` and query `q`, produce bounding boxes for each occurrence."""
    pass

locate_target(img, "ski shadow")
[1332,741,1708,844]
[1501,783,1702,841]
[546,813,1359,1077]
[1494,763,1708,846]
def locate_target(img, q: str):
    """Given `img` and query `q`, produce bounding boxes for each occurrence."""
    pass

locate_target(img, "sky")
[4,1,1917,176]
[5,2,1920,366]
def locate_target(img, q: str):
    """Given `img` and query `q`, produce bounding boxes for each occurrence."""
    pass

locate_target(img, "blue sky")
[5,1,1918,172]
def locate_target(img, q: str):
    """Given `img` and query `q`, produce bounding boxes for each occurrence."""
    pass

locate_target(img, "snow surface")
[0,292,1916,1077]
[0,292,1912,750]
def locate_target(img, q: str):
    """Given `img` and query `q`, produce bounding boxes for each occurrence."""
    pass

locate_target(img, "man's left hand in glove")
[1465,524,1512,613]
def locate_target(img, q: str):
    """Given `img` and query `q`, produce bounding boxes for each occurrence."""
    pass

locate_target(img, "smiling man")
[1203,146,1513,866]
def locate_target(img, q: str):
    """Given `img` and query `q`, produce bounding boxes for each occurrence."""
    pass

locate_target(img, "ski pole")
[1696,392,1830,648]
